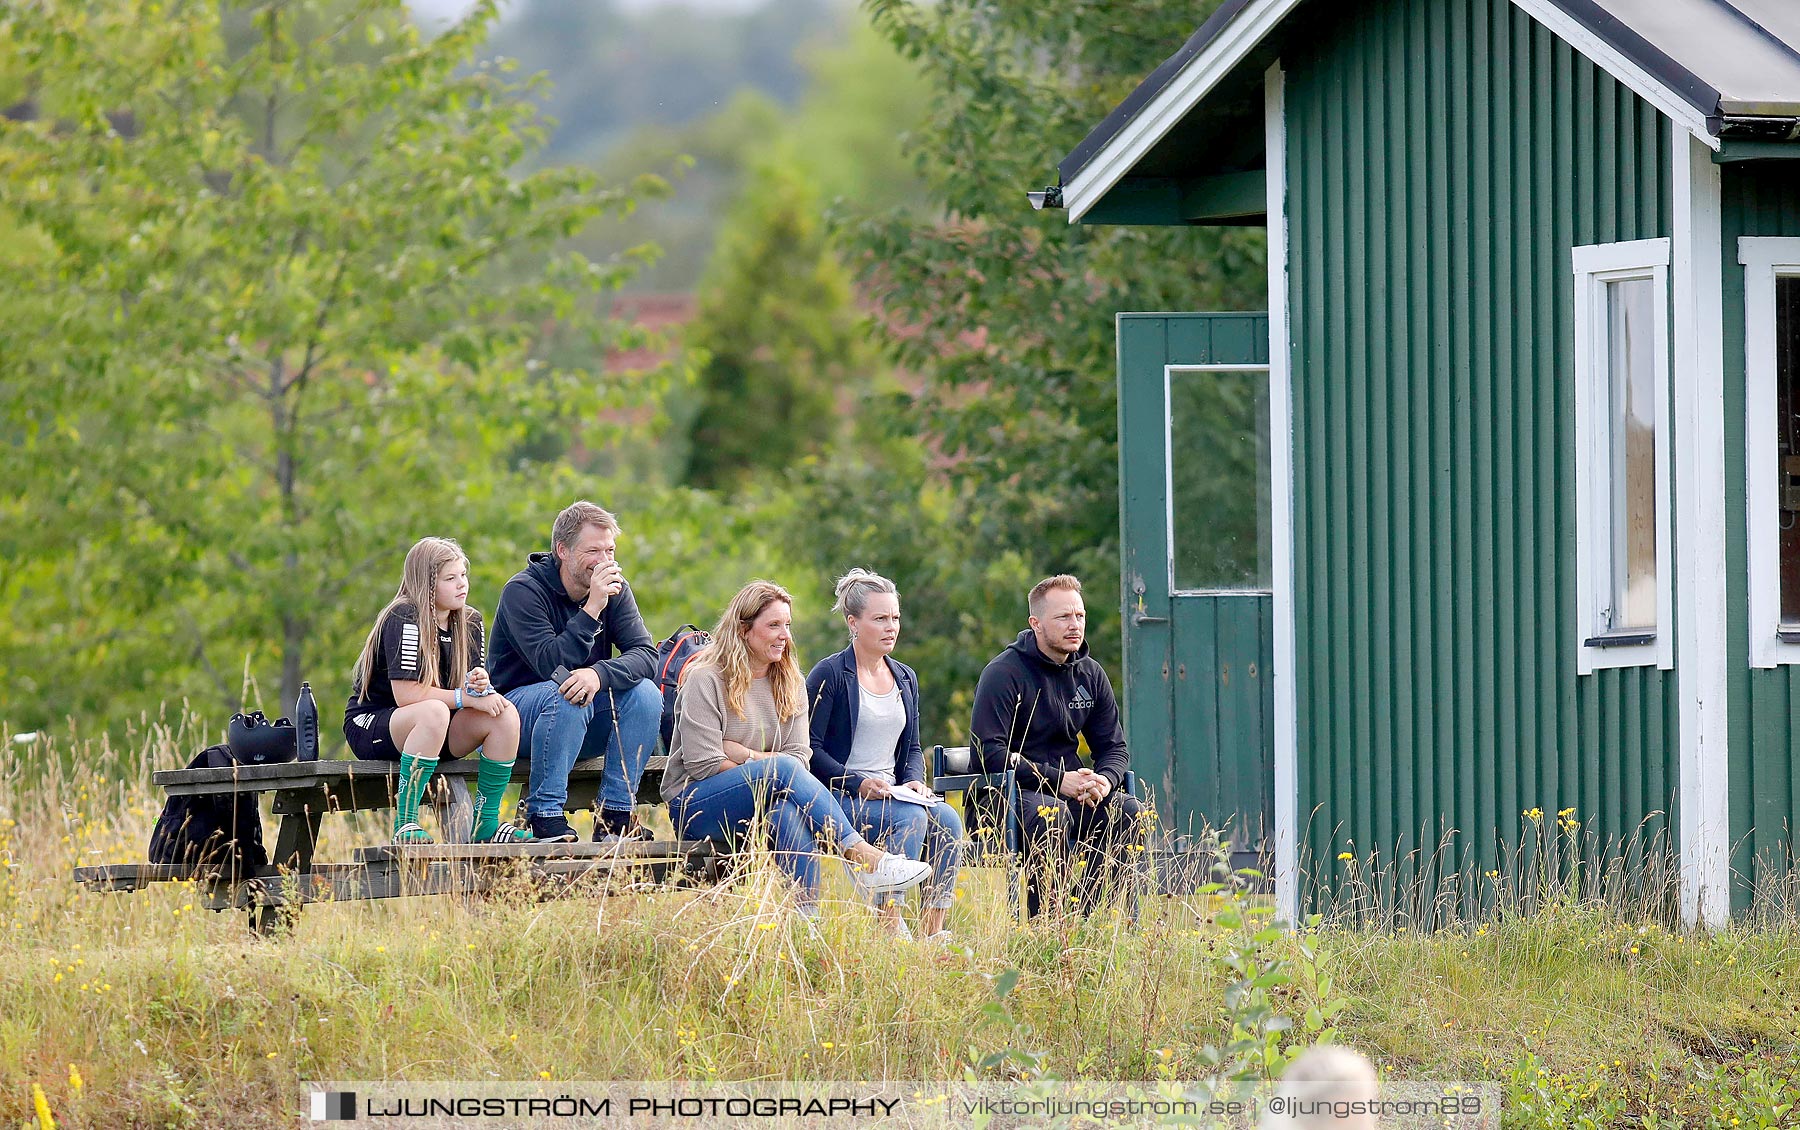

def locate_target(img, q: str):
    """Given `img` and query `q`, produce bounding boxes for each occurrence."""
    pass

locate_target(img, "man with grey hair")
[488,500,662,843]
[971,574,1144,917]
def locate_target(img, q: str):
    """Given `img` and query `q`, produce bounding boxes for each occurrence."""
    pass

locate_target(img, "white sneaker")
[850,853,931,896]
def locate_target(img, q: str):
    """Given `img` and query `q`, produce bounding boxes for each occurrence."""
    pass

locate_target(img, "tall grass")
[1299,804,1682,932]
[2,716,1798,1127]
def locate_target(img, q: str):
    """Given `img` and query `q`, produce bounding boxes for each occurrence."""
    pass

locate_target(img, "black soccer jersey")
[345,603,485,719]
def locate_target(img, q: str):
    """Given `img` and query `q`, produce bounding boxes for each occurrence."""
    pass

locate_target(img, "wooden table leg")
[253,802,324,935]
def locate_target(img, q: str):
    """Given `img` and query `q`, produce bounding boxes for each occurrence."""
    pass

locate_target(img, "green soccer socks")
[393,752,439,844]
[471,755,516,842]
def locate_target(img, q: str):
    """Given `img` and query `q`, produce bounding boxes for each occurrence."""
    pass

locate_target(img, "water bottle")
[295,681,319,762]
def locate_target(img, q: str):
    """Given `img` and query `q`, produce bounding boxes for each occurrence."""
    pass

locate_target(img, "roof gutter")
[1713,114,1800,142]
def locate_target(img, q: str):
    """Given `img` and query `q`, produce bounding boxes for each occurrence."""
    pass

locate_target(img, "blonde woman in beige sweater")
[663,581,931,910]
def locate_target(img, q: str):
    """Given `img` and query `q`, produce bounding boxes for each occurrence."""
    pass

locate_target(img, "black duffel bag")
[146,744,269,881]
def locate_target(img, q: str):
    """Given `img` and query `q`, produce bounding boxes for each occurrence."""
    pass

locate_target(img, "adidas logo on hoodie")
[1070,684,1095,712]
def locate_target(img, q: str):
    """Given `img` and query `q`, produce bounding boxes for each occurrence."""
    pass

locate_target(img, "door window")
[1167,366,1273,592]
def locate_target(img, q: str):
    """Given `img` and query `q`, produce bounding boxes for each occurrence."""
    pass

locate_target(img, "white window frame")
[1164,363,1275,597]
[1739,237,1800,668]
[1572,238,1674,674]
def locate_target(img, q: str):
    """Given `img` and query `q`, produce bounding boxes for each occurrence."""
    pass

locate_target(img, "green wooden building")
[1052,0,1800,925]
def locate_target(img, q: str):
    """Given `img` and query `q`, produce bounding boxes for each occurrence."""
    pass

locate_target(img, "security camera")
[1026,185,1064,211]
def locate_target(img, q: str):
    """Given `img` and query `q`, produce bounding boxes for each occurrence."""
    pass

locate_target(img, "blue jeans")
[837,792,964,910]
[672,755,866,900]
[506,678,661,818]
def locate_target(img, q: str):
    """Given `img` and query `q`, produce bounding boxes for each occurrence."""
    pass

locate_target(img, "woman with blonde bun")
[804,568,963,941]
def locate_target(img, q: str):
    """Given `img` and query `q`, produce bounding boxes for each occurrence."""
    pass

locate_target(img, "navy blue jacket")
[970,630,1130,794]
[804,645,924,793]
[488,552,656,694]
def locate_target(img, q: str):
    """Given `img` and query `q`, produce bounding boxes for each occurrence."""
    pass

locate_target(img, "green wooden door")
[1118,312,1274,855]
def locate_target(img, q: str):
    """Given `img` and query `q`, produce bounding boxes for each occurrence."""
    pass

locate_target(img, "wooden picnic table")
[74,755,720,934]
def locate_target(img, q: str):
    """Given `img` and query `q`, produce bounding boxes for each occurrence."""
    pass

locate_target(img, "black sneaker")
[592,813,656,843]
[529,814,579,844]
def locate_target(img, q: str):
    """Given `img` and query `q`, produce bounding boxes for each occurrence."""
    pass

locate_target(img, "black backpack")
[147,744,269,881]
[654,624,711,752]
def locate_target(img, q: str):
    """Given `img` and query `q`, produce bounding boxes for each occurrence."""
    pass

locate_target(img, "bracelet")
[454,687,463,711]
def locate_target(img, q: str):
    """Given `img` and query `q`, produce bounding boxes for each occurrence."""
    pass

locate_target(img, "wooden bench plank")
[75,861,381,891]
[237,856,689,907]
[155,755,668,794]
[74,863,231,890]
[352,840,706,864]
[239,866,487,907]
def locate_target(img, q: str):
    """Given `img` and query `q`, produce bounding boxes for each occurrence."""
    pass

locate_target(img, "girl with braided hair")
[345,537,531,844]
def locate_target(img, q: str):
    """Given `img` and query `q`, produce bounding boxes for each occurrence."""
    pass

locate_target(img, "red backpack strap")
[659,626,698,684]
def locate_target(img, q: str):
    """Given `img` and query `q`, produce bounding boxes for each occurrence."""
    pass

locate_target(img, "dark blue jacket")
[488,552,656,694]
[804,645,924,793]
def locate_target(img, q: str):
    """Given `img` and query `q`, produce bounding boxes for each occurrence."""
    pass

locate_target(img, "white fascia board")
[1264,60,1301,929]
[1672,126,1730,929]
[1063,0,1304,223]
[1509,0,1720,151]
[1064,0,1720,229]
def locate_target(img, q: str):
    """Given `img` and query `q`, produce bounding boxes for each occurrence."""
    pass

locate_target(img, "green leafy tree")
[679,160,860,490]
[823,0,1266,718]
[0,0,661,735]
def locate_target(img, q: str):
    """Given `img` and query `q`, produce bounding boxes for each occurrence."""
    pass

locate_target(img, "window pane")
[1170,369,1271,590]
[1606,276,1657,633]
[1779,275,1800,623]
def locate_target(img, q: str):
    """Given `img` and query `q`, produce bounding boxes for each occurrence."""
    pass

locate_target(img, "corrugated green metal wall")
[1283,0,1679,910]
[1723,164,1800,909]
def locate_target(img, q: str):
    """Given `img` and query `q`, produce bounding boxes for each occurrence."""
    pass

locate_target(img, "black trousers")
[1014,785,1145,918]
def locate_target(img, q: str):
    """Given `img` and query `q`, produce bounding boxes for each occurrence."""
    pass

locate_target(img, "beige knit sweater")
[661,666,810,800]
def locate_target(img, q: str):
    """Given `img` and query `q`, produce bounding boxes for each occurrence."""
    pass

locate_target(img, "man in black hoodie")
[489,501,662,844]
[971,574,1144,917]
